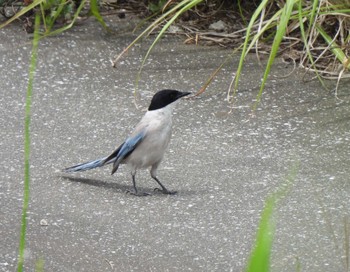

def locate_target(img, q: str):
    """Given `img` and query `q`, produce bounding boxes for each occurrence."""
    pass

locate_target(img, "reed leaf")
[17,13,40,272]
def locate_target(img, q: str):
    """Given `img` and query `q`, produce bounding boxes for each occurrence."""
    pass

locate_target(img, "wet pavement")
[1,15,350,272]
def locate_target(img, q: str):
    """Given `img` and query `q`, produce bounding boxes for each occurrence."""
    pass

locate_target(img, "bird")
[63,89,191,196]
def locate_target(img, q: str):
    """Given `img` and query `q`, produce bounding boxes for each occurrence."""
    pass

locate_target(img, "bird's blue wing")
[118,132,145,159]
[104,130,146,174]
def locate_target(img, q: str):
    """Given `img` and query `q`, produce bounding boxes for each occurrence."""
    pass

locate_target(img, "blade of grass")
[227,8,282,102]
[134,0,203,92]
[253,0,295,110]
[89,0,108,30]
[162,0,177,12]
[194,60,226,97]
[237,0,247,26]
[297,0,326,89]
[40,0,87,37]
[230,0,270,98]
[41,0,67,33]
[309,0,319,29]
[316,24,349,69]
[317,19,350,97]
[194,46,242,97]
[132,10,162,34]
[17,13,40,272]
[39,1,48,31]
[111,0,203,66]
[1,0,108,34]
[246,161,299,272]
[246,193,276,272]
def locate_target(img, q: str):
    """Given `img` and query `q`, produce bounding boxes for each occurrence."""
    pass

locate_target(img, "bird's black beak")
[177,91,191,99]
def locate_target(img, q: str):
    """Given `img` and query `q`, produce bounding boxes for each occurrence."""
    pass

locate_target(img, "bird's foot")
[154,187,177,195]
[126,190,150,197]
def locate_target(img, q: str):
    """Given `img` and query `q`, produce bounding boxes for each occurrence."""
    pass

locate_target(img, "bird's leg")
[154,179,177,195]
[126,172,149,196]
[150,164,176,195]
[152,175,176,195]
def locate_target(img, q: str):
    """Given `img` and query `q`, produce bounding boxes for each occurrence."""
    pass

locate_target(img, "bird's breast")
[126,112,173,169]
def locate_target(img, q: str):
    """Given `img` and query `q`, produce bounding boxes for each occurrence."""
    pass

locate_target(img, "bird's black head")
[148,89,191,111]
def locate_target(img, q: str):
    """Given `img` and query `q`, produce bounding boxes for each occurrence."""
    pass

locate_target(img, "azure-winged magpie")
[63,89,191,196]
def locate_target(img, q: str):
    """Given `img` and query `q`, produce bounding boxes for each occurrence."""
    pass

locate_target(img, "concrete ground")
[1,15,350,272]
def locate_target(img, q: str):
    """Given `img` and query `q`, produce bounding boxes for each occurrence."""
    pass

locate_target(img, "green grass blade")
[112,0,203,67]
[246,161,299,272]
[297,0,326,89]
[237,0,247,26]
[39,2,48,31]
[253,0,295,109]
[90,0,108,29]
[243,10,282,59]
[112,0,193,65]
[309,0,319,27]
[134,0,203,91]
[41,0,87,37]
[17,13,41,272]
[316,24,349,69]
[246,194,276,272]
[142,0,203,62]
[43,0,67,33]
[231,0,270,97]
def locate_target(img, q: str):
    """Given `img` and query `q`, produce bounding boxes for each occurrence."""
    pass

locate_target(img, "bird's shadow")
[60,175,135,192]
[59,175,199,196]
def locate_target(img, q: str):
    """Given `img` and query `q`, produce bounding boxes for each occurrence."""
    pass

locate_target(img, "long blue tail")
[63,157,113,173]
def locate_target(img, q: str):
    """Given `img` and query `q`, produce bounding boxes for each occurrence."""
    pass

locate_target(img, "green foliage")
[40,0,76,32]
[111,0,204,94]
[254,0,295,108]
[246,194,276,272]
[135,0,203,89]
[297,0,326,89]
[230,0,296,106]
[246,161,299,272]
[90,0,108,29]
[231,0,273,100]
[40,0,88,36]
[0,0,44,29]
[148,0,168,14]
[17,13,40,272]
[229,0,350,103]
[0,0,107,35]
[113,0,348,102]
